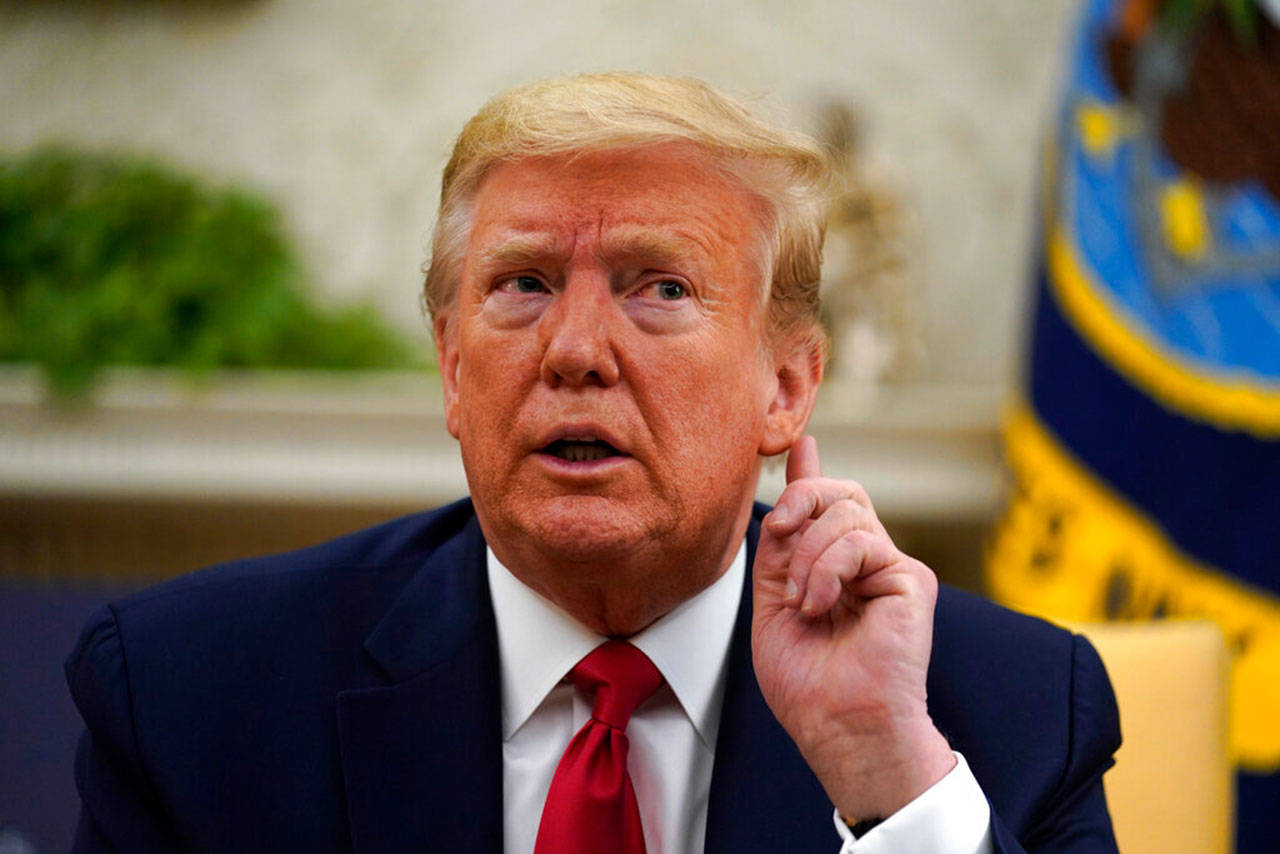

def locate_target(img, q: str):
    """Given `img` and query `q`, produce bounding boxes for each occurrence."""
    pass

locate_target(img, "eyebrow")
[599,227,705,267]
[476,228,705,270]
[476,234,565,268]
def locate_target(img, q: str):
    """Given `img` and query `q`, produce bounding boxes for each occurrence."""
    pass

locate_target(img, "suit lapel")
[705,510,835,853]
[336,516,503,854]
[334,504,834,852]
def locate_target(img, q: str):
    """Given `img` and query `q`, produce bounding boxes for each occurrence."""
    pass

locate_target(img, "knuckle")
[806,553,834,581]
[780,478,810,498]
[770,492,795,516]
[789,534,819,564]
[918,562,938,593]
[818,530,868,577]
[839,528,872,551]
[902,559,937,595]
[793,538,822,568]
[831,497,862,520]
[789,484,818,511]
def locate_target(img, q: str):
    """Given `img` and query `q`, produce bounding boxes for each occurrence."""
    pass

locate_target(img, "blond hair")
[423,72,832,348]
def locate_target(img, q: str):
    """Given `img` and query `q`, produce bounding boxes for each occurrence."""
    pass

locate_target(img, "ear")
[434,312,462,440]
[759,332,824,457]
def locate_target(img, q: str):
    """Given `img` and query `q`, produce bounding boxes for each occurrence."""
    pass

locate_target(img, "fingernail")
[784,578,798,602]
[800,590,815,614]
[771,507,791,527]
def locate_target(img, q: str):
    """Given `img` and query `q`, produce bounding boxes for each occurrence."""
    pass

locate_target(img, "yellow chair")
[1068,620,1233,854]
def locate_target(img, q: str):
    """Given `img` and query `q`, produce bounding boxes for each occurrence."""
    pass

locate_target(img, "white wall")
[0,0,1081,386]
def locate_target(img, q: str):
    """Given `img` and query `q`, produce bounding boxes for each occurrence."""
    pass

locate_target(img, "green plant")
[1161,0,1263,43]
[0,146,424,395]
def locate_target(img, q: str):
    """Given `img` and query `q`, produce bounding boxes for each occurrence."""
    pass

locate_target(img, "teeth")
[560,443,612,462]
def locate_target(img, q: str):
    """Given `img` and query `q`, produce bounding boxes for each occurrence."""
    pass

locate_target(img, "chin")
[516,494,656,563]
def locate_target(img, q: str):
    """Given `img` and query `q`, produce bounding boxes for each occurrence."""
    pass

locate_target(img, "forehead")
[465,144,768,267]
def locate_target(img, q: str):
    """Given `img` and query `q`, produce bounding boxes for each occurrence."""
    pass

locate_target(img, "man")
[67,74,1120,852]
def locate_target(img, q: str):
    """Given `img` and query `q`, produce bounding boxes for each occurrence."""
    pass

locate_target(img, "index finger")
[785,435,821,483]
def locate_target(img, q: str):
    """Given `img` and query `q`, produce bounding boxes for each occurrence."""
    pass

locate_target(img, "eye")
[653,280,686,301]
[498,275,547,295]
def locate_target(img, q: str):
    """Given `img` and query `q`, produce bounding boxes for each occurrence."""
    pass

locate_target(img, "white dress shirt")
[487,543,994,854]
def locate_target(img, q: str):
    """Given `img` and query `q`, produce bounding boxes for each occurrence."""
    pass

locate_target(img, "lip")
[531,421,633,476]
[533,422,631,456]
[534,452,632,477]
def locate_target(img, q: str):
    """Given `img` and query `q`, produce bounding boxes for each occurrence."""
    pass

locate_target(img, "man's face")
[437,143,812,624]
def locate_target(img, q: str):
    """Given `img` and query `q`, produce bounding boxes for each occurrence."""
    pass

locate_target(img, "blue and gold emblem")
[988,1,1280,846]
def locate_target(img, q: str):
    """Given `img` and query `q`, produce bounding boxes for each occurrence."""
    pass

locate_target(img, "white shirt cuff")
[832,752,994,854]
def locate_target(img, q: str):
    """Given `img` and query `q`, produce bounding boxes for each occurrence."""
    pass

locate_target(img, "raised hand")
[751,436,956,821]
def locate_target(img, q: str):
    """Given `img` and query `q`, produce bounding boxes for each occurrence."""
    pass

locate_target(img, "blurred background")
[2,0,1276,851]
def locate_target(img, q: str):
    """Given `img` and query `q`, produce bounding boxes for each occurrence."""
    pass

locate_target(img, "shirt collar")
[487,542,745,749]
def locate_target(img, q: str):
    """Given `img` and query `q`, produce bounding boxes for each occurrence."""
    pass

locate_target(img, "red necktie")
[533,641,664,854]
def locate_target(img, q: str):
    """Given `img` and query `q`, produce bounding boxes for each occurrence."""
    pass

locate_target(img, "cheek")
[454,339,532,449]
[653,346,771,452]
[457,308,539,384]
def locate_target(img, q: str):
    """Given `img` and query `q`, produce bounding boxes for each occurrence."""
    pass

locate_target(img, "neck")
[484,503,754,637]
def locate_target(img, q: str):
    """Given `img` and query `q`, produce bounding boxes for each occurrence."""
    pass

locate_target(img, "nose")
[539,272,621,388]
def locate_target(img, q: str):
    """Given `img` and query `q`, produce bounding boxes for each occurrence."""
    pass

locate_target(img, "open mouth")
[540,438,624,463]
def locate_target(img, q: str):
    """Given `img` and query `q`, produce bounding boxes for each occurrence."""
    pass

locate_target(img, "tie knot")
[570,641,664,730]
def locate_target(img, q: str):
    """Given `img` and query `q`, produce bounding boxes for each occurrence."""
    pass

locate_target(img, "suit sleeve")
[65,606,182,852]
[990,633,1122,854]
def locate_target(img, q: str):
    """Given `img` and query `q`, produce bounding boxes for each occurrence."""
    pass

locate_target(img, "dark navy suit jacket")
[66,499,1121,852]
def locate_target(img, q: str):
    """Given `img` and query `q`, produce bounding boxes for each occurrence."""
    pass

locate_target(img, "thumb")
[785,435,821,483]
